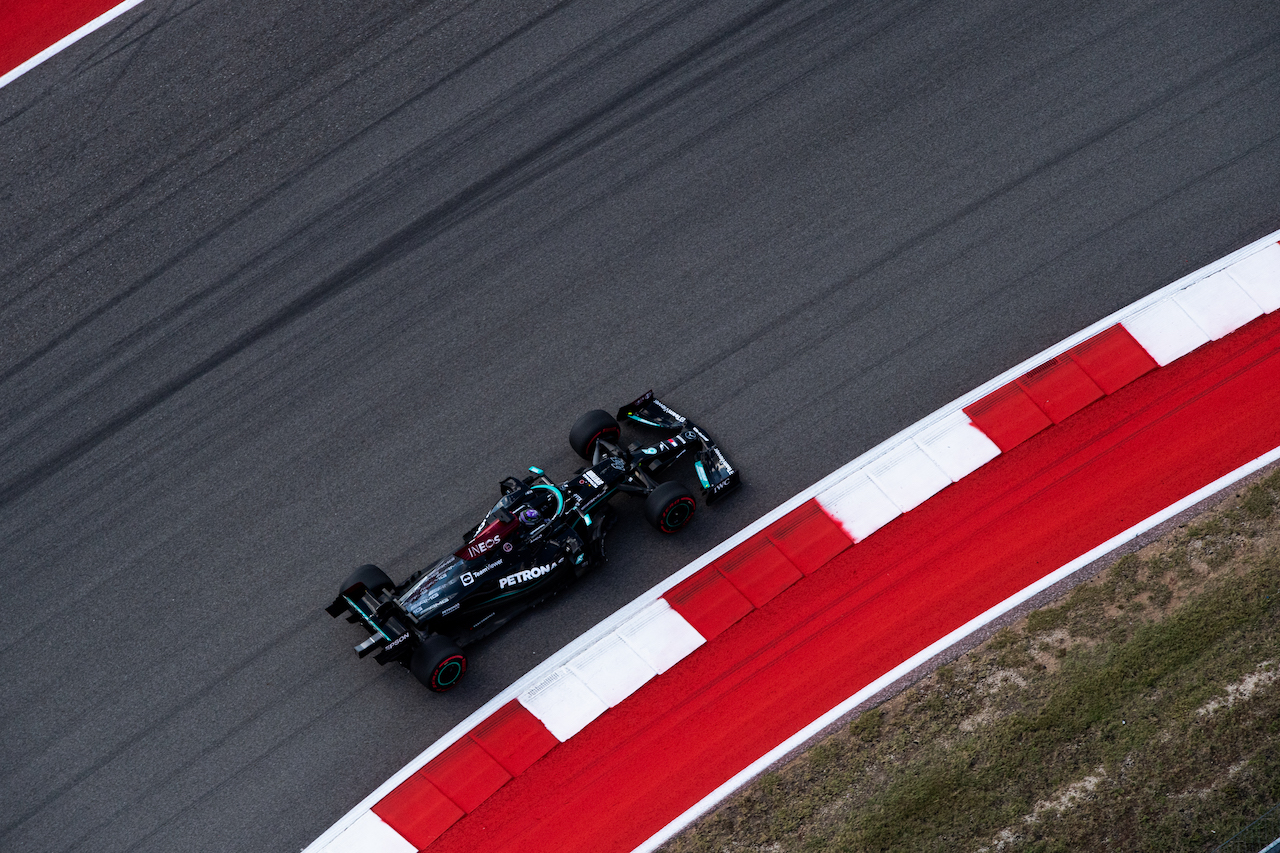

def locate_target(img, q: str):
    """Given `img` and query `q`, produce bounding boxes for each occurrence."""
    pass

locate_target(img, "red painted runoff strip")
[0,0,124,77]
[426,308,1280,853]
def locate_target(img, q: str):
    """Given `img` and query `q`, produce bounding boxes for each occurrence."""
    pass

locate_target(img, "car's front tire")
[644,481,696,533]
[569,409,621,460]
[410,636,468,692]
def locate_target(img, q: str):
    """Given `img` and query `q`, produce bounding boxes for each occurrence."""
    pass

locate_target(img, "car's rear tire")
[338,564,393,597]
[569,409,620,460]
[644,481,696,533]
[410,635,468,692]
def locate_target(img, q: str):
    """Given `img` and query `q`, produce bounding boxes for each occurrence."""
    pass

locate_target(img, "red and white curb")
[0,0,149,90]
[308,231,1280,853]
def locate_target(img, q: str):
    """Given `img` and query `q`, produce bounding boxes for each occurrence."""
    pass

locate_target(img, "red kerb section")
[968,323,1158,447]
[710,535,803,608]
[373,772,464,849]
[963,382,1052,451]
[1068,324,1158,393]
[763,500,852,573]
[1,0,127,78]
[1015,355,1104,423]
[468,700,559,776]
[420,736,513,813]
[664,566,754,640]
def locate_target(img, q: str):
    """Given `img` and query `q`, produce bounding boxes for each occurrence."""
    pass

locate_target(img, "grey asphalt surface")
[2,0,1278,850]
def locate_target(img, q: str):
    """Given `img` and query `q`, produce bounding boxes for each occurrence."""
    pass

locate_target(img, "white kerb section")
[617,599,705,673]
[865,440,954,511]
[1121,299,1211,366]
[1226,242,1280,312]
[520,600,704,740]
[818,417,997,539]
[1172,271,1264,340]
[1123,243,1280,367]
[520,668,609,742]
[567,633,657,707]
[321,810,414,853]
[915,411,1002,482]
[815,471,901,542]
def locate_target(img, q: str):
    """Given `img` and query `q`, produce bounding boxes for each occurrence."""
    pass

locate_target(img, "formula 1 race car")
[325,392,740,691]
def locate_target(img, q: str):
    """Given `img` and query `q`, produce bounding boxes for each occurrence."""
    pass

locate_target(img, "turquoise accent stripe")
[436,660,464,685]
[531,483,564,518]
[344,595,392,641]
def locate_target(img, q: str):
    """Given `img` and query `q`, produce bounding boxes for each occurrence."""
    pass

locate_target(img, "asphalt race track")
[2,1,1278,851]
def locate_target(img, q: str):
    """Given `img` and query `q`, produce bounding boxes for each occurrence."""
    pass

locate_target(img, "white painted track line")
[323,811,415,853]
[1226,242,1280,310]
[0,0,149,90]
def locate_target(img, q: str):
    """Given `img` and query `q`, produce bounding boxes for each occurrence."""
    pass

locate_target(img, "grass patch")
[662,470,1280,853]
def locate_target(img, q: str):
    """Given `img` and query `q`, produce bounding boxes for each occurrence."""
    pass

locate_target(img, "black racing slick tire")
[410,636,468,692]
[338,564,393,597]
[644,481,696,533]
[569,409,621,460]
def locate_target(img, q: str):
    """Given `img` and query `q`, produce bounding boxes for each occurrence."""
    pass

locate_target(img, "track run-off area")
[2,2,1279,852]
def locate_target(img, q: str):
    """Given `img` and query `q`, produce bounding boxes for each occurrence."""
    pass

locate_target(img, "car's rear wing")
[325,583,415,664]
[618,390,741,504]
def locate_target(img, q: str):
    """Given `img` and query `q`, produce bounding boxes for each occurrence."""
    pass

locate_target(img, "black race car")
[325,392,740,691]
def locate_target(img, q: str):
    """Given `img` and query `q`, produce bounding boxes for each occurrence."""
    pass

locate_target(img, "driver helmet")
[520,508,541,525]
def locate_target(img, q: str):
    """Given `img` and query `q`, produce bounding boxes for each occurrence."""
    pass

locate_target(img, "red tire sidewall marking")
[661,497,696,532]
[432,654,467,691]
[589,427,620,454]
